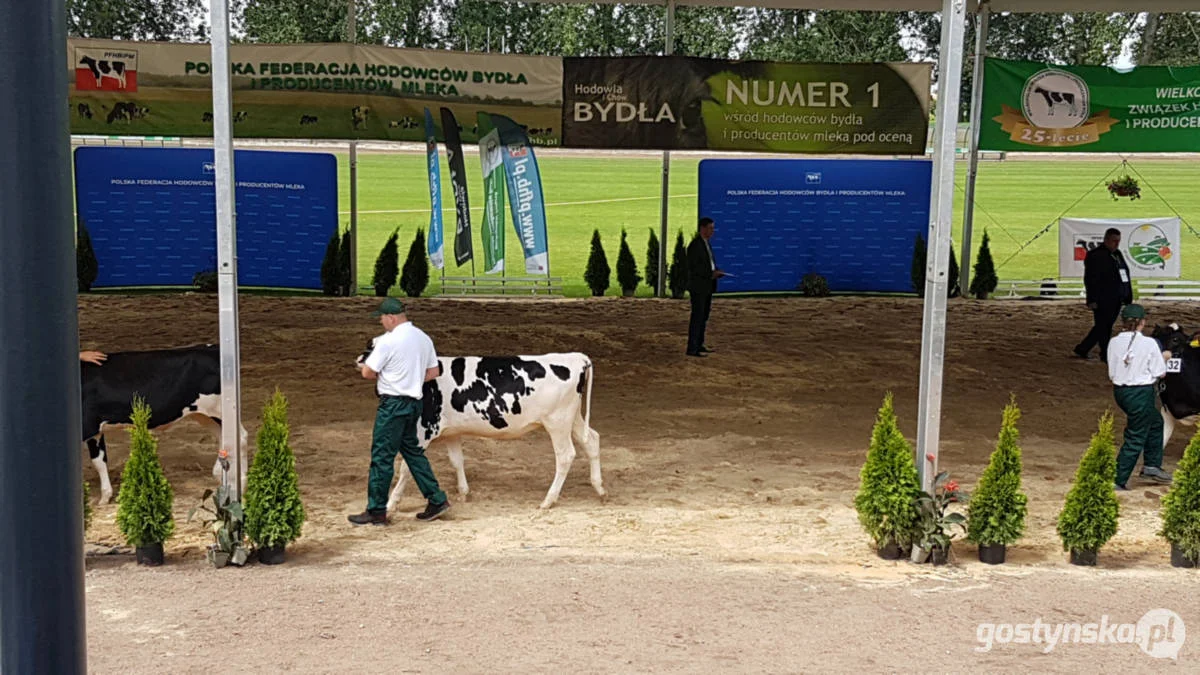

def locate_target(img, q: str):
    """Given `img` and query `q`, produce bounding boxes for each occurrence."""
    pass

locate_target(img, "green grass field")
[331,152,1200,297]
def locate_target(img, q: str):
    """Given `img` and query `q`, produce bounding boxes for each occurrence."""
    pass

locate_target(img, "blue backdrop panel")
[74,147,337,289]
[698,158,933,293]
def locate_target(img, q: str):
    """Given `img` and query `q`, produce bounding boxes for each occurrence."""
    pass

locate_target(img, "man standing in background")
[687,217,726,358]
[1074,228,1133,363]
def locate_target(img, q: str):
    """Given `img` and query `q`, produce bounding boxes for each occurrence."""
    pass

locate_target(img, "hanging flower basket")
[1107,175,1141,201]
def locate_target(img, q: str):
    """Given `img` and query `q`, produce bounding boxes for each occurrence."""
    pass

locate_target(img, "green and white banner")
[477,113,507,275]
[561,56,931,154]
[981,58,1200,152]
[1059,217,1181,279]
[68,37,563,146]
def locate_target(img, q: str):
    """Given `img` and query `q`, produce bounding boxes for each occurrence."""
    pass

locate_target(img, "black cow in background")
[81,344,248,503]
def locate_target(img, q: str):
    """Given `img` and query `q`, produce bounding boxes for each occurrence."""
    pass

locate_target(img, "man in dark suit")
[686,217,726,357]
[1074,228,1133,362]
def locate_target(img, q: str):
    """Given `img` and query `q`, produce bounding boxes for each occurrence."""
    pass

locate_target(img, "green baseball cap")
[1121,304,1146,319]
[371,297,406,316]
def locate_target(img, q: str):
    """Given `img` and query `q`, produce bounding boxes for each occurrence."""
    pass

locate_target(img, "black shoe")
[699,345,713,354]
[416,500,450,521]
[686,351,706,358]
[348,510,387,526]
[1073,347,1089,360]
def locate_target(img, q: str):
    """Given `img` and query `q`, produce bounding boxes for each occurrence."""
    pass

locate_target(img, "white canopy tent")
[204,0,1198,496]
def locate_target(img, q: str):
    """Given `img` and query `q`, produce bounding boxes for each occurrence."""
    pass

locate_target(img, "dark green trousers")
[368,396,447,512]
[1113,384,1164,487]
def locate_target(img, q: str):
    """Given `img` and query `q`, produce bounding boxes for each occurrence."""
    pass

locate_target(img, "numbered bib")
[1167,358,1182,373]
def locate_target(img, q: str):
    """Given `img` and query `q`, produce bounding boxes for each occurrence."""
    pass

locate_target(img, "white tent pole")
[210,0,243,500]
[657,0,675,298]
[959,1,990,294]
[916,0,968,494]
[348,0,359,296]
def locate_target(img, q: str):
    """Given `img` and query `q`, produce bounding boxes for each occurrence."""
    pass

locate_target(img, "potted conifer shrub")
[244,389,306,565]
[645,228,660,294]
[338,227,353,296]
[83,481,94,535]
[911,234,926,297]
[320,228,341,296]
[372,227,401,297]
[969,230,999,300]
[1056,411,1120,566]
[115,397,175,566]
[1159,427,1200,568]
[584,229,610,297]
[76,218,99,292]
[400,228,430,298]
[668,230,687,299]
[854,393,922,559]
[966,396,1028,564]
[616,228,641,297]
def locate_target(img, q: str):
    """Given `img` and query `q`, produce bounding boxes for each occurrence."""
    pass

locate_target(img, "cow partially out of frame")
[81,344,249,503]
[355,340,605,511]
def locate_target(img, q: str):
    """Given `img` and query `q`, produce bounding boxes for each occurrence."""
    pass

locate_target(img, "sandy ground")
[79,294,1200,672]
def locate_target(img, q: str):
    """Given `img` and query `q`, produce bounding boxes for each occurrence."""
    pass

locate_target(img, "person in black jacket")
[686,217,726,357]
[1074,228,1133,362]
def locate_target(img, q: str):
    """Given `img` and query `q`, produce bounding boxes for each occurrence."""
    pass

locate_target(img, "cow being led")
[81,344,249,503]
[355,340,604,510]
[1151,322,1200,448]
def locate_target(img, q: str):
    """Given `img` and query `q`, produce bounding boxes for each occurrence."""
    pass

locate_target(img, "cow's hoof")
[538,500,555,510]
[100,491,114,504]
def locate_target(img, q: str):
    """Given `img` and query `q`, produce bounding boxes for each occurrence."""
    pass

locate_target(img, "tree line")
[69,1,1198,118]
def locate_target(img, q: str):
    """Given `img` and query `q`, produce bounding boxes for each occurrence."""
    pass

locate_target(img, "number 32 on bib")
[1167,358,1182,373]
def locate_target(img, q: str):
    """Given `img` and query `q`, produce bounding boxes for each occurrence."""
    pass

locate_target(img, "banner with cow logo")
[491,114,550,275]
[982,58,1200,152]
[560,56,931,154]
[423,108,444,270]
[67,38,563,146]
[1059,217,1182,279]
[441,107,474,267]
[476,113,507,275]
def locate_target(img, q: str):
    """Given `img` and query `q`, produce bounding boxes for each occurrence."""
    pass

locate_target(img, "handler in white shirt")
[1107,303,1174,490]
[348,298,450,525]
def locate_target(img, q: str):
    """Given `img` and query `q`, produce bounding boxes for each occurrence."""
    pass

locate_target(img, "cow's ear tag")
[1189,338,1199,348]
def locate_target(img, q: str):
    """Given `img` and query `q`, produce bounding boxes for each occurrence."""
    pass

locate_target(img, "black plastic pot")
[135,543,164,566]
[1170,543,1198,569]
[258,545,286,565]
[1069,548,1097,566]
[930,547,949,565]
[878,541,904,560]
[978,544,1006,565]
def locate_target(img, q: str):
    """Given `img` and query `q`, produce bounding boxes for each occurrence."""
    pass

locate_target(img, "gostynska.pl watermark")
[975,608,1185,659]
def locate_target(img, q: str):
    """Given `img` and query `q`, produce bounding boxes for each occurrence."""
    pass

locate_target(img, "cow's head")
[1152,322,1192,354]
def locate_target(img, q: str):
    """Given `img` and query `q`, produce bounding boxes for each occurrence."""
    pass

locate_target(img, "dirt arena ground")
[79,294,1200,672]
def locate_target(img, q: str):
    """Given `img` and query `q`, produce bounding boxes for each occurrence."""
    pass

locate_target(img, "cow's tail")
[584,357,594,431]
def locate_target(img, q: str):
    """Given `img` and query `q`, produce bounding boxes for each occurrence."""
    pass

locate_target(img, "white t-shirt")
[364,322,438,398]
[1107,331,1167,386]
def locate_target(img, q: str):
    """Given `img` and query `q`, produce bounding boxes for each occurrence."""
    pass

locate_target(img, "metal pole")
[211,0,244,501]
[348,0,359,296]
[657,0,675,298]
[0,0,86,669]
[959,3,990,294]
[915,0,968,494]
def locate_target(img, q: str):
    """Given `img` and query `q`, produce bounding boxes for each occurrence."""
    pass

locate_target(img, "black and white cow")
[81,344,248,503]
[1033,86,1078,118]
[1151,323,1200,449]
[355,340,604,511]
